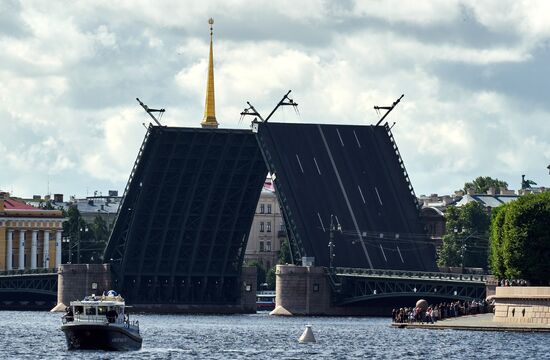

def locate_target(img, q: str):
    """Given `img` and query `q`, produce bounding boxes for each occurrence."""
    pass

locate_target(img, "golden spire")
[201,17,219,128]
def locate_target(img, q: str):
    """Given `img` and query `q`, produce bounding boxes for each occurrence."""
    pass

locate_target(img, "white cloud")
[1,0,550,198]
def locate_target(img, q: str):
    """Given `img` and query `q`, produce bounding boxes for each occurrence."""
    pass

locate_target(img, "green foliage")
[247,260,267,289]
[464,176,508,194]
[437,202,490,269]
[278,238,292,264]
[87,215,110,263]
[489,206,506,279]
[39,200,56,210]
[490,192,550,283]
[266,267,276,290]
[62,208,111,264]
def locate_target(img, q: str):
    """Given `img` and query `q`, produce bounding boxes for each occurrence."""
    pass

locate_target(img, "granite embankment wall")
[493,287,550,324]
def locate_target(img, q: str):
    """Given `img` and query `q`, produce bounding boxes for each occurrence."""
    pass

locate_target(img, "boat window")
[85,307,96,316]
[97,306,107,315]
[115,306,123,315]
[74,306,84,315]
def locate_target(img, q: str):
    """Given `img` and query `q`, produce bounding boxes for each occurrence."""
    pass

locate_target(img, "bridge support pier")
[52,264,112,311]
[272,265,351,316]
[272,264,326,315]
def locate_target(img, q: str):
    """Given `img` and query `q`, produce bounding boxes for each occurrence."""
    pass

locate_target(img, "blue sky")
[1,0,549,198]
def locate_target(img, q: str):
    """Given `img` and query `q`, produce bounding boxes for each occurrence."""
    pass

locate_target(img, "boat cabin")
[64,294,128,324]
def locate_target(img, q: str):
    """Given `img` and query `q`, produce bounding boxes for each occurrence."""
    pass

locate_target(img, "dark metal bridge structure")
[0,269,57,309]
[1,121,488,309]
[328,267,487,306]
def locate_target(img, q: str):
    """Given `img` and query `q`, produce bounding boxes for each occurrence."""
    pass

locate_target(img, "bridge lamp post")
[328,215,342,272]
[76,225,89,265]
[459,231,477,274]
[62,236,71,264]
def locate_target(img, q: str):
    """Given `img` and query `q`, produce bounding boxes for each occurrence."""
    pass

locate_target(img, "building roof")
[4,198,37,210]
[0,193,64,218]
[456,194,519,208]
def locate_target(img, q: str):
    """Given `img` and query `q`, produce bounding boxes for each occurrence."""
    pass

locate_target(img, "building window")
[267,204,272,214]
[266,241,271,251]
[267,222,271,232]
[260,222,264,232]
[260,204,265,214]
[259,241,265,252]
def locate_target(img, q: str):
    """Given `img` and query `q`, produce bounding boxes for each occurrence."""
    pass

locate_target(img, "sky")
[1,0,549,199]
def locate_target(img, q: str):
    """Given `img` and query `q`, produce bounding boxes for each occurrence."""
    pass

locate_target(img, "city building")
[244,178,288,270]
[418,193,462,250]
[65,192,121,230]
[0,191,64,271]
[27,191,122,230]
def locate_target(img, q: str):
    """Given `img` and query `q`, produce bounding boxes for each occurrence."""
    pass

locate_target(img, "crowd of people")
[500,279,529,286]
[392,299,491,324]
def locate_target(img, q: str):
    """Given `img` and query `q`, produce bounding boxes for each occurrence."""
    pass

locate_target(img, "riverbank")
[391,313,550,332]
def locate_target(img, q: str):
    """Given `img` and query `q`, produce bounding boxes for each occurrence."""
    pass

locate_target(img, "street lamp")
[62,236,72,264]
[459,231,477,273]
[328,214,342,272]
[76,225,89,264]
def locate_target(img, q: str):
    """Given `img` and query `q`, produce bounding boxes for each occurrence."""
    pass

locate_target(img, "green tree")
[62,206,87,264]
[247,260,266,289]
[491,192,550,284]
[86,215,110,263]
[278,238,292,264]
[266,266,276,290]
[437,202,490,269]
[464,176,508,194]
[489,206,506,279]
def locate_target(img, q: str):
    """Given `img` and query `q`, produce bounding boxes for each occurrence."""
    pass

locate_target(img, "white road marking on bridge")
[336,128,345,147]
[396,245,405,263]
[295,154,304,173]
[313,157,322,175]
[375,186,383,206]
[353,130,361,148]
[358,185,366,204]
[318,125,373,269]
[317,212,326,232]
[379,244,388,262]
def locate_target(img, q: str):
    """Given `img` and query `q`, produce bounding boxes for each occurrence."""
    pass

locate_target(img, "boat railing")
[62,314,140,331]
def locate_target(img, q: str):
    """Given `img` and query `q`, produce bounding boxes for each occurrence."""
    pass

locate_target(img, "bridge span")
[0,269,57,310]
[274,265,488,316]
[331,267,487,305]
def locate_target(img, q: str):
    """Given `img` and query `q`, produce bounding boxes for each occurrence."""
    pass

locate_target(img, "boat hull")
[61,323,142,351]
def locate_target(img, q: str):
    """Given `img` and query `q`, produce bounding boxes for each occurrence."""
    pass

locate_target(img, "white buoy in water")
[298,325,316,343]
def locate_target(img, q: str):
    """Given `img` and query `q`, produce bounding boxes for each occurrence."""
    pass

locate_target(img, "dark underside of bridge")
[104,126,267,305]
[256,122,438,272]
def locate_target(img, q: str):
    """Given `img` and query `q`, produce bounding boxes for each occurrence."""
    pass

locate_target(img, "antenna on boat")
[136,98,165,126]
[239,90,299,126]
[374,94,404,126]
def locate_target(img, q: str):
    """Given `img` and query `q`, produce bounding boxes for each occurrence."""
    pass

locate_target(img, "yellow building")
[0,191,64,271]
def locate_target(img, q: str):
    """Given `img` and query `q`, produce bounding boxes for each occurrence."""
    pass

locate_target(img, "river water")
[0,311,548,359]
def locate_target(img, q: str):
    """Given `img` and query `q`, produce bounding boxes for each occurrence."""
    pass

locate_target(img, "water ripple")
[0,311,548,359]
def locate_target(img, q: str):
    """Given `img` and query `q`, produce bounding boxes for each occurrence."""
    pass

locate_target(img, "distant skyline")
[1,0,549,198]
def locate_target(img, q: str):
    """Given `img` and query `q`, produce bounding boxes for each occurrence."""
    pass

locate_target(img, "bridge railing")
[331,267,488,283]
[0,268,57,277]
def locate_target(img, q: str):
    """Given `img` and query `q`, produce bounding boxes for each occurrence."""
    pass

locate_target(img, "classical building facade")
[0,191,64,271]
[244,178,288,270]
